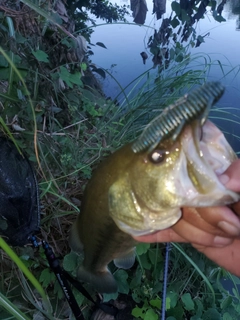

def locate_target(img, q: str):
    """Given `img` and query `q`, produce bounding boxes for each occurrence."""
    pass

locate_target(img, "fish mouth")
[186,120,236,178]
[170,119,239,206]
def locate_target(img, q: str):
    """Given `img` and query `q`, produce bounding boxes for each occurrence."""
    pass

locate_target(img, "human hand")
[133,159,240,276]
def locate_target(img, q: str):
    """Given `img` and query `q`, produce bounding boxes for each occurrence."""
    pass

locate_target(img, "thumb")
[219,159,240,192]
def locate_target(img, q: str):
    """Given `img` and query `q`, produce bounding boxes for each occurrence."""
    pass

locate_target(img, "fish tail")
[77,266,118,293]
[69,222,84,253]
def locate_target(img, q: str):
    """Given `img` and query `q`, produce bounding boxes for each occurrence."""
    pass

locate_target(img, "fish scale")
[131,82,225,153]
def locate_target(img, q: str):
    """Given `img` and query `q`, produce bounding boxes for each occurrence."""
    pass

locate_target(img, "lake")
[87,0,240,152]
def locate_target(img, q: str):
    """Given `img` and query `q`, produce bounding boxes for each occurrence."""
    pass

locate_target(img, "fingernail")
[213,236,232,246]
[218,221,240,236]
[218,174,230,185]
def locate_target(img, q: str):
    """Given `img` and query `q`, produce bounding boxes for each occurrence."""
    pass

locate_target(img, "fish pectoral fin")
[77,266,118,293]
[114,248,135,269]
[69,221,84,253]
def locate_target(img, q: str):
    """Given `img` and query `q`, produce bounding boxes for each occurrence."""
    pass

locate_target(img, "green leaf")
[197,35,205,44]
[63,252,79,272]
[221,296,232,309]
[166,304,184,318]
[130,266,142,288]
[170,18,180,28]
[93,67,106,79]
[139,253,151,270]
[144,308,158,320]
[150,298,161,309]
[232,288,240,299]
[59,67,82,88]
[39,268,55,287]
[194,298,203,317]
[168,291,178,308]
[203,308,221,320]
[181,9,190,23]
[132,306,145,319]
[230,274,240,285]
[132,290,141,303]
[96,42,107,49]
[0,218,8,230]
[0,56,8,67]
[73,289,85,306]
[54,280,64,300]
[171,1,181,15]
[166,297,171,310]
[181,293,194,311]
[103,291,118,302]
[222,312,233,320]
[81,62,87,71]
[169,48,176,60]
[148,248,163,265]
[211,1,217,11]
[214,14,226,22]
[15,33,27,44]
[114,269,129,294]
[68,72,83,86]
[136,243,150,255]
[32,50,49,62]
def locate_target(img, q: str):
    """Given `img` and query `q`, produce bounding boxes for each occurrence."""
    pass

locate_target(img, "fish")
[69,82,240,293]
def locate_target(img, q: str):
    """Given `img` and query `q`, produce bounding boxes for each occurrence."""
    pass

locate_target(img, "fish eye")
[149,150,166,164]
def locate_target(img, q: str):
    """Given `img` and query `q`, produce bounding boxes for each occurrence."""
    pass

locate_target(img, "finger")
[134,219,233,247]
[133,228,188,243]
[172,218,233,247]
[190,206,240,236]
[181,207,224,235]
[180,207,240,237]
[219,159,240,192]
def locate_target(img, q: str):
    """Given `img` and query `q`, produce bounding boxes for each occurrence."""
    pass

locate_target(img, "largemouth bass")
[69,82,240,293]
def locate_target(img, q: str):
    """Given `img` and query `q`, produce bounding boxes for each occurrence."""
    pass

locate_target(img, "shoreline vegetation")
[0,1,240,319]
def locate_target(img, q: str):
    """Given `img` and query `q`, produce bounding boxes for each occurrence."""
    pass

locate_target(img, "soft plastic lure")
[132,82,225,153]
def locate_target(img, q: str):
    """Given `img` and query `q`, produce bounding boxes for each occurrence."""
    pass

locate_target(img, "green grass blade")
[0,292,31,320]
[0,237,52,314]
[5,17,15,95]
[172,243,216,304]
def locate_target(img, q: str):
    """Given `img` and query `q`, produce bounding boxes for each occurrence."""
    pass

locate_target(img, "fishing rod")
[31,237,85,320]
[31,236,118,320]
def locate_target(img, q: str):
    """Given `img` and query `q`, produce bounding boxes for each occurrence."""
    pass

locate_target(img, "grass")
[0,3,240,318]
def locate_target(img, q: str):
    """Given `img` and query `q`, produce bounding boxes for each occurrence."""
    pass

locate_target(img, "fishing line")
[161,242,171,320]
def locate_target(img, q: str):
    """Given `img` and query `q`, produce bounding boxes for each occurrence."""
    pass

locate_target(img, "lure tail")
[132,81,225,153]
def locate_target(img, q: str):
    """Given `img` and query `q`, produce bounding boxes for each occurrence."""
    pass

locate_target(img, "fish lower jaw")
[114,209,182,237]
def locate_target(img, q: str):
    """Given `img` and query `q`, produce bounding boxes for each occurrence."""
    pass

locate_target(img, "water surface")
[88,0,240,151]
